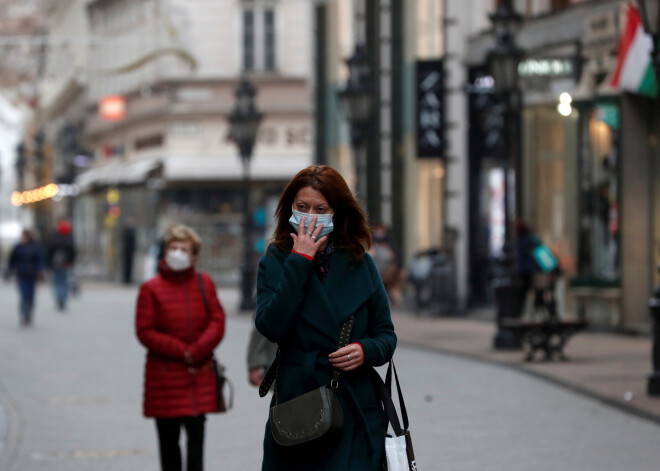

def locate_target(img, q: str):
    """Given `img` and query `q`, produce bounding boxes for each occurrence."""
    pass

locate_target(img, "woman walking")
[256,165,397,470]
[135,224,225,471]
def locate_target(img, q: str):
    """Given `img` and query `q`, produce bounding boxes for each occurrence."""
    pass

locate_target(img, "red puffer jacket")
[136,260,226,418]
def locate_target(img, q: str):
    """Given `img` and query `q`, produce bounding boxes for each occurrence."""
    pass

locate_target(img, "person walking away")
[135,224,226,471]
[246,324,278,386]
[5,229,46,326]
[256,165,397,470]
[47,220,77,310]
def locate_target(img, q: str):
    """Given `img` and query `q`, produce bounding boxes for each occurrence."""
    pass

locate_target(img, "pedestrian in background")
[256,165,397,470]
[368,222,403,306]
[246,324,277,386]
[5,229,46,326]
[46,219,76,311]
[135,224,226,471]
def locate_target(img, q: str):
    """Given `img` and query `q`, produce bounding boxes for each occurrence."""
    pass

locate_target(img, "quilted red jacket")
[136,260,226,418]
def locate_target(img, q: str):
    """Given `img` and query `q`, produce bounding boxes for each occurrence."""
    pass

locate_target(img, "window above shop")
[241,0,278,73]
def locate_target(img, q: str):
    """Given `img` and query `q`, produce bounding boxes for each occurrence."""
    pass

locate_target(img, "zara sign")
[416,59,445,158]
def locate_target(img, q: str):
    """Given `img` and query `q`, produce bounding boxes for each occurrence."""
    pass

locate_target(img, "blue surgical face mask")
[289,208,334,237]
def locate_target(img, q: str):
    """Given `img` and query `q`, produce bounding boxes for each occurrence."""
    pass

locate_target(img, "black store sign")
[417,59,445,158]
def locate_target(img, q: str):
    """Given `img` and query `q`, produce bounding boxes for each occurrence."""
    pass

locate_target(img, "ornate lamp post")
[636,0,660,396]
[229,77,263,311]
[487,0,525,350]
[338,44,373,205]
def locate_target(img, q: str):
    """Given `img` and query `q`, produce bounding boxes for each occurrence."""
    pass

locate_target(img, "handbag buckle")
[330,378,339,389]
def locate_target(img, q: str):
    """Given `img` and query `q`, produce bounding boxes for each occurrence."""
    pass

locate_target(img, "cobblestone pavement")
[1,281,660,470]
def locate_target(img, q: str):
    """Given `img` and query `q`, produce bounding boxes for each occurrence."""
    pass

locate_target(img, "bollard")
[647,276,660,396]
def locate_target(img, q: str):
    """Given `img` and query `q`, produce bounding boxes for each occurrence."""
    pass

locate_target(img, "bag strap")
[197,273,210,322]
[370,364,404,437]
[385,360,409,431]
[259,316,354,398]
[331,315,354,389]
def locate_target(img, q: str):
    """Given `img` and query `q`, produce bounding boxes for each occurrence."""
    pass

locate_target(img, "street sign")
[417,59,445,158]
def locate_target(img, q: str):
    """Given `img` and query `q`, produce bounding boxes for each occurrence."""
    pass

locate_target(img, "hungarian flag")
[610,4,658,98]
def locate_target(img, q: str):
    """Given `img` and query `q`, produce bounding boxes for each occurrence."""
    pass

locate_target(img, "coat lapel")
[298,250,374,345]
[324,251,374,324]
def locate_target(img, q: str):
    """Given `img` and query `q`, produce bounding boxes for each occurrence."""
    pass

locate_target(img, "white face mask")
[165,249,192,271]
[289,208,334,237]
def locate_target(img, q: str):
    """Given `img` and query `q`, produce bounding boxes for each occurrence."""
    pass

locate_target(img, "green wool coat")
[256,245,397,471]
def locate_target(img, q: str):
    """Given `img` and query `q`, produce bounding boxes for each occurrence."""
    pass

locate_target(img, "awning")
[76,158,162,191]
[163,153,311,182]
[75,153,311,191]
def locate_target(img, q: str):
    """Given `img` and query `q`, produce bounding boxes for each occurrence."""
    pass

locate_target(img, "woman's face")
[166,239,198,265]
[293,186,333,215]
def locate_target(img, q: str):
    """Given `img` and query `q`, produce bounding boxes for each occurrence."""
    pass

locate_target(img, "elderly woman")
[135,224,225,471]
[256,166,397,470]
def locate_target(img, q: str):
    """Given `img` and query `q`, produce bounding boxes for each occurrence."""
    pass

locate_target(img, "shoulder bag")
[198,274,233,413]
[259,316,354,447]
[372,360,418,471]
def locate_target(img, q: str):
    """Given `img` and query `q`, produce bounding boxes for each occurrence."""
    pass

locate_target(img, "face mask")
[289,208,334,238]
[165,249,192,271]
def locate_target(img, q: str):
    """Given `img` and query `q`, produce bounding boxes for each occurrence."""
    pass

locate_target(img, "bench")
[501,318,588,362]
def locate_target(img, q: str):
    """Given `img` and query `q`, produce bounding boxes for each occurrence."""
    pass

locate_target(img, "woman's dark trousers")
[155,415,206,471]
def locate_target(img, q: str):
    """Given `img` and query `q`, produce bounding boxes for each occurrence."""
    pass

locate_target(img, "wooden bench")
[501,318,588,362]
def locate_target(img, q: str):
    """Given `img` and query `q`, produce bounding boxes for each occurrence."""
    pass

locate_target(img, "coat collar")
[299,250,374,345]
[158,259,196,282]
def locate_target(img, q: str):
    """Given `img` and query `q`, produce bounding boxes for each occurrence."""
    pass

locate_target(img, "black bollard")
[647,271,660,396]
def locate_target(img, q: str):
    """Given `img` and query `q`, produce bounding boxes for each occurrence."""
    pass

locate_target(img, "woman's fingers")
[329,344,364,371]
[297,215,307,236]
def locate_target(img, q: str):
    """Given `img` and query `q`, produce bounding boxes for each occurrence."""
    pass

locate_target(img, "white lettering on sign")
[417,60,444,158]
[223,125,311,147]
[518,59,574,77]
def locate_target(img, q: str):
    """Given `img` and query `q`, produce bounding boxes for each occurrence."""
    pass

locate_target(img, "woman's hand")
[248,367,263,386]
[290,214,327,258]
[329,343,364,371]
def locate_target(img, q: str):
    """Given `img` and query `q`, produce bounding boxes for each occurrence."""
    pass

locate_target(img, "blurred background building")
[4,0,660,332]
[30,0,314,284]
[0,0,49,250]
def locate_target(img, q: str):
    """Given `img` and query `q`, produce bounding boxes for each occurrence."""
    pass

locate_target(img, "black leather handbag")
[260,316,354,447]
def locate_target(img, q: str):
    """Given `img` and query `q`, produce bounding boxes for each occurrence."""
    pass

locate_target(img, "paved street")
[1,281,660,471]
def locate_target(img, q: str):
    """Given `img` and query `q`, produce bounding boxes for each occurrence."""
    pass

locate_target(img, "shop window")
[528,106,575,276]
[577,103,620,282]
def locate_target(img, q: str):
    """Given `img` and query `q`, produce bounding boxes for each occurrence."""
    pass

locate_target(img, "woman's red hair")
[269,166,371,264]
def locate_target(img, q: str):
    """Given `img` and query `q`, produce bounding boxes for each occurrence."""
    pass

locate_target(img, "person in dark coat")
[46,219,77,310]
[135,224,226,471]
[5,229,46,326]
[256,165,397,471]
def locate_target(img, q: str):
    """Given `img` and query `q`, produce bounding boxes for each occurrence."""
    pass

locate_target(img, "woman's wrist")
[350,342,365,366]
[291,250,314,261]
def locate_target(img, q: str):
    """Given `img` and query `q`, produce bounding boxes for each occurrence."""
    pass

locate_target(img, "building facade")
[314,0,465,308]
[39,0,314,284]
[465,0,660,331]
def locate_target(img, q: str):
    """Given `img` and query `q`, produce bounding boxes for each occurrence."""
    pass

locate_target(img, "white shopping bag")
[385,434,410,471]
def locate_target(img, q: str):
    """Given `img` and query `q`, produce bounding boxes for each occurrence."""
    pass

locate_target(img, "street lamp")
[487,0,524,350]
[635,0,660,396]
[338,44,373,205]
[229,76,263,311]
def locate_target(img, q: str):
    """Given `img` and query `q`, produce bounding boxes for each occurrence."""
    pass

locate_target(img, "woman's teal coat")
[256,246,397,471]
